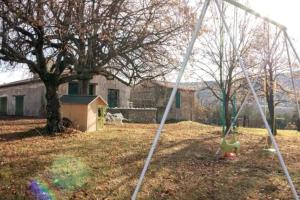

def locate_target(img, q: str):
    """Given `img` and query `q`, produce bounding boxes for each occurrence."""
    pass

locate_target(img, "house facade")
[0,75,131,117]
[130,80,204,122]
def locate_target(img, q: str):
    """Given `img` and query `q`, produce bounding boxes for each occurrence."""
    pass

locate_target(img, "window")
[0,97,7,115]
[89,84,95,96]
[68,82,79,95]
[175,91,181,108]
[108,89,119,108]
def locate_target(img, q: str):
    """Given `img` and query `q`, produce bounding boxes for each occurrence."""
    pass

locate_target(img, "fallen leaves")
[0,118,300,199]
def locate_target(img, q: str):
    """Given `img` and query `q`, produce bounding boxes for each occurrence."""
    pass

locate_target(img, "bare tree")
[254,23,290,137]
[190,3,260,133]
[0,0,193,133]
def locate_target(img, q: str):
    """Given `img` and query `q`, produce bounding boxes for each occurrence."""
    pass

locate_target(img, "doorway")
[15,95,24,116]
[0,97,7,115]
[107,89,119,108]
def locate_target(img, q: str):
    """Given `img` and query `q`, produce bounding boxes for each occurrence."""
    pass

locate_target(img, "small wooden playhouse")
[60,95,107,132]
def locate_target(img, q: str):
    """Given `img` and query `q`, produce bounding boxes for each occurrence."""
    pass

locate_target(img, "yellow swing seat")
[220,136,240,154]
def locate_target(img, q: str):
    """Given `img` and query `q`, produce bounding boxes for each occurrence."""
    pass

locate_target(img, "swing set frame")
[131,1,300,199]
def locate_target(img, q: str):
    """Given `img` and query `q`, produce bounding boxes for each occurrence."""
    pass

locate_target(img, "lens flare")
[28,180,55,200]
[49,155,90,190]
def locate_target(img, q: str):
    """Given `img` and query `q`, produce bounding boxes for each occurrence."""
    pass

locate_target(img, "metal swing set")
[131,0,300,199]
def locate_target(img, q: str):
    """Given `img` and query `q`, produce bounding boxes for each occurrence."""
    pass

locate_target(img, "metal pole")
[216,66,262,155]
[214,0,299,199]
[285,32,300,131]
[131,0,211,199]
[232,91,237,128]
[285,32,300,65]
[284,33,300,125]
[221,89,226,135]
[215,30,282,156]
[223,0,286,30]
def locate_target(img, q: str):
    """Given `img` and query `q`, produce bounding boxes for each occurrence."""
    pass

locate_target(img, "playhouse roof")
[60,95,107,105]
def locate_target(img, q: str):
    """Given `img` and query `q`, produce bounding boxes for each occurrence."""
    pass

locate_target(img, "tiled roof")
[0,78,41,89]
[151,80,197,91]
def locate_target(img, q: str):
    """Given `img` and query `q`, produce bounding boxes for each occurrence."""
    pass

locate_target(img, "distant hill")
[165,71,300,112]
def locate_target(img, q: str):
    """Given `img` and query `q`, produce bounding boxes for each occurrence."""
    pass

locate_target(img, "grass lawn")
[1,117,300,199]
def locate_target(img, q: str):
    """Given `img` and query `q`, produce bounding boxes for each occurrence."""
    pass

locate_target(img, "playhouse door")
[97,107,105,130]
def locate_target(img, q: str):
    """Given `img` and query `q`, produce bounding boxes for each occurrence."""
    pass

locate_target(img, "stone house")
[130,80,204,122]
[0,75,131,117]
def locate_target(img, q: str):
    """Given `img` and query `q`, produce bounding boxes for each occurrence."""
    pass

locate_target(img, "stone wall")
[130,81,202,122]
[167,90,195,121]
[0,81,45,117]
[60,76,131,107]
[0,74,131,117]
[130,83,157,107]
[0,80,73,117]
[107,108,157,123]
[90,76,131,107]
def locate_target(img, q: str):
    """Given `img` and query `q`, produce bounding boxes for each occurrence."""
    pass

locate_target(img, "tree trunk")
[79,79,89,95]
[267,83,277,136]
[269,105,277,136]
[224,96,231,134]
[297,119,300,132]
[267,108,276,147]
[243,115,246,127]
[266,85,276,147]
[45,82,64,134]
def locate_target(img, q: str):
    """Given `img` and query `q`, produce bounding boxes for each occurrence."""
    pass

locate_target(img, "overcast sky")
[250,0,300,43]
[1,0,300,84]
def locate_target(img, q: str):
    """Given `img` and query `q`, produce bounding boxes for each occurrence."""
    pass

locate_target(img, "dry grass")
[0,118,300,199]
